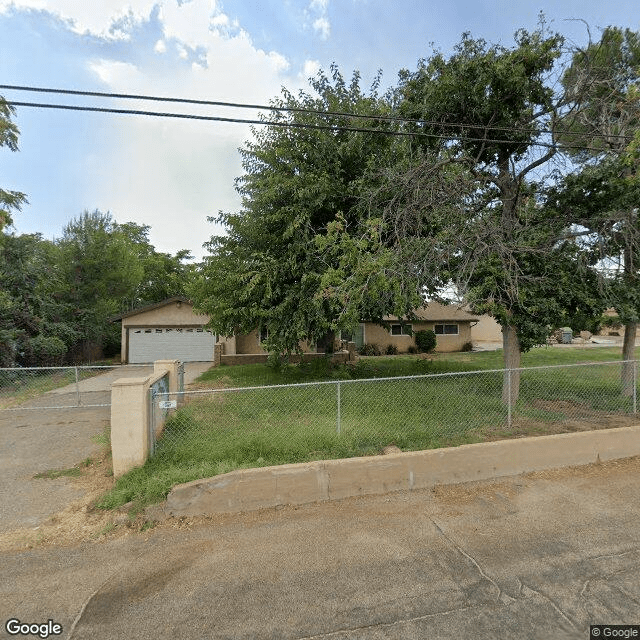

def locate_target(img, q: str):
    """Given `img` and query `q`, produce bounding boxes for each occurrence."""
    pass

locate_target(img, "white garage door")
[128,327,216,363]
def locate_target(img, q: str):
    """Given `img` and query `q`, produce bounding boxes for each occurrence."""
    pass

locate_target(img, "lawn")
[98,346,637,510]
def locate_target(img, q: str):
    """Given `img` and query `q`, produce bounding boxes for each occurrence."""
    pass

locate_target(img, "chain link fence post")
[507,368,512,428]
[74,366,81,406]
[336,380,341,435]
[634,361,637,414]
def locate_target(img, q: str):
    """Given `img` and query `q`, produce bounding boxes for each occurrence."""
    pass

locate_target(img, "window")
[390,324,412,336]
[434,324,459,335]
[340,330,353,342]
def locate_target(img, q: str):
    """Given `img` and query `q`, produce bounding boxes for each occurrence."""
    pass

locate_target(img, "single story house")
[357,302,479,353]
[114,298,478,363]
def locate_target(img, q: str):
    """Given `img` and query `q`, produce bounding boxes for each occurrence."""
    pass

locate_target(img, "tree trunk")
[502,324,521,407]
[622,322,637,397]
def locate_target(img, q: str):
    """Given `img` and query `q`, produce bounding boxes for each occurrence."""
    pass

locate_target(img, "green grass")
[98,346,635,510]
[34,466,83,480]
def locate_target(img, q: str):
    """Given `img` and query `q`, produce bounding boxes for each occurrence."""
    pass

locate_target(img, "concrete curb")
[165,425,640,517]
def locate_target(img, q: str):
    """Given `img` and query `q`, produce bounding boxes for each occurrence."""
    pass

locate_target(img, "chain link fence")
[0,364,154,410]
[149,360,639,467]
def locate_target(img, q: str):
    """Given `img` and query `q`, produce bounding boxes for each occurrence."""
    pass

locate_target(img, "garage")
[115,297,217,363]
[128,327,216,364]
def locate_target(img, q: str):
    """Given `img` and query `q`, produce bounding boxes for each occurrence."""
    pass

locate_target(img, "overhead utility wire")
[0,83,634,144]
[5,99,614,153]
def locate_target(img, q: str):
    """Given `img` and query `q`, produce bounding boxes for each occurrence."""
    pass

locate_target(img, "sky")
[1,1,639,260]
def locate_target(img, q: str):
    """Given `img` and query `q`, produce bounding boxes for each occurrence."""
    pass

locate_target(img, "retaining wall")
[166,424,640,516]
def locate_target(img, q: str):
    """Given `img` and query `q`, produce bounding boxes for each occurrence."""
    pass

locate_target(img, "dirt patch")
[0,452,151,552]
[479,413,639,441]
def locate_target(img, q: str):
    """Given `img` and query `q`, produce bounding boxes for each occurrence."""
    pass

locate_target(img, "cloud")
[304,0,330,40]
[312,16,330,39]
[1,1,310,259]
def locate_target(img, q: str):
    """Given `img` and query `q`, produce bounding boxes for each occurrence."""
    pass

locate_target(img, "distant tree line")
[0,211,194,366]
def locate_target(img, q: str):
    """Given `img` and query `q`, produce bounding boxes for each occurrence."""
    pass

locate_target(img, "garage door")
[128,327,216,363]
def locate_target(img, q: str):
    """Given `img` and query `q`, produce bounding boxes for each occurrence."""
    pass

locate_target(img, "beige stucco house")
[355,302,478,353]
[114,298,479,363]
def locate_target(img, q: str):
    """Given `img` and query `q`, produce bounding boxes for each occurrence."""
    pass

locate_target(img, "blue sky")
[1,0,639,259]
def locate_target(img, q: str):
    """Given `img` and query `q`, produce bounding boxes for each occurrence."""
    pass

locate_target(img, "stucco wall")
[362,321,472,353]
[235,330,268,355]
[470,315,503,342]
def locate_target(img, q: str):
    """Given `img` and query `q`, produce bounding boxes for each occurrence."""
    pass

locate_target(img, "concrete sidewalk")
[2,456,639,640]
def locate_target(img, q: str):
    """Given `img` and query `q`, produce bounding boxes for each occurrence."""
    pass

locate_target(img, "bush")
[407,345,418,354]
[461,341,473,352]
[359,343,381,356]
[385,344,398,355]
[415,330,437,353]
[25,335,67,366]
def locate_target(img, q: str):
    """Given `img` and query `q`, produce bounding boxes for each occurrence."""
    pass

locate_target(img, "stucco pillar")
[154,359,179,392]
[111,376,152,478]
[214,342,224,366]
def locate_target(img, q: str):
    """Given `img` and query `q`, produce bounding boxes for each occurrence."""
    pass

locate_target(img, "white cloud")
[154,38,166,53]
[312,16,330,39]
[0,0,158,37]
[304,0,330,41]
[303,59,321,79]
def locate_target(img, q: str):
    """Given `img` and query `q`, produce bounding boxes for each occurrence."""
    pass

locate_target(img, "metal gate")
[0,364,153,411]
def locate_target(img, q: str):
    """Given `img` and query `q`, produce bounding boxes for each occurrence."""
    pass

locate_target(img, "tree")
[0,97,27,230]
[117,221,195,308]
[353,26,597,403]
[56,210,145,361]
[0,233,74,366]
[558,26,640,389]
[190,66,404,355]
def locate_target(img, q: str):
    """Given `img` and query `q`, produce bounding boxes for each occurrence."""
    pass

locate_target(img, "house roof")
[382,301,479,323]
[111,297,192,322]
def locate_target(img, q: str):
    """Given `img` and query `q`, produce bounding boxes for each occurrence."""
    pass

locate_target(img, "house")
[114,298,478,364]
[355,302,479,353]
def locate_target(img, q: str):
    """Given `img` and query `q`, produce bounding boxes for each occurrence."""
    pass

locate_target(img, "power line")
[0,83,635,144]
[5,99,614,153]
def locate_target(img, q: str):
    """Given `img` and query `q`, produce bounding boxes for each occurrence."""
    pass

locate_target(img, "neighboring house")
[113,297,216,364]
[114,298,478,363]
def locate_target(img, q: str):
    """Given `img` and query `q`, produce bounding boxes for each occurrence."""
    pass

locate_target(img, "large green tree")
[190,66,405,355]
[322,25,605,402]
[0,97,27,230]
[558,26,640,386]
[56,210,145,360]
[0,233,74,366]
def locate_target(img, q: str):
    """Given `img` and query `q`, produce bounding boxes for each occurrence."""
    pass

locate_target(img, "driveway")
[0,363,212,532]
[1,456,639,640]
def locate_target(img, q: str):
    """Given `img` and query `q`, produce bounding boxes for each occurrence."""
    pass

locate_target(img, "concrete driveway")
[0,363,212,532]
[2,456,639,640]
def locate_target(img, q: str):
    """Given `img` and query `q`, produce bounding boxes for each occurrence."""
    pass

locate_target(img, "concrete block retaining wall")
[166,424,640,517]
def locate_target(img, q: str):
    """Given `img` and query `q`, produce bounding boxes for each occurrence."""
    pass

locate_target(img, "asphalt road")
[2,456,640,640]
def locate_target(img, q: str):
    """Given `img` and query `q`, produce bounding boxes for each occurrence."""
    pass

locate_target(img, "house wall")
[362,321,472,353]
[235,330,268,355]
[471,315,503,342]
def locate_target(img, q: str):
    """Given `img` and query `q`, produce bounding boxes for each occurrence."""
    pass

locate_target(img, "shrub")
[461,341,473,352]
[25,335,67,366]
[385,344,398,355]
[407,345,418,354]
[359,343,381,356]
[415,330,437,353]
